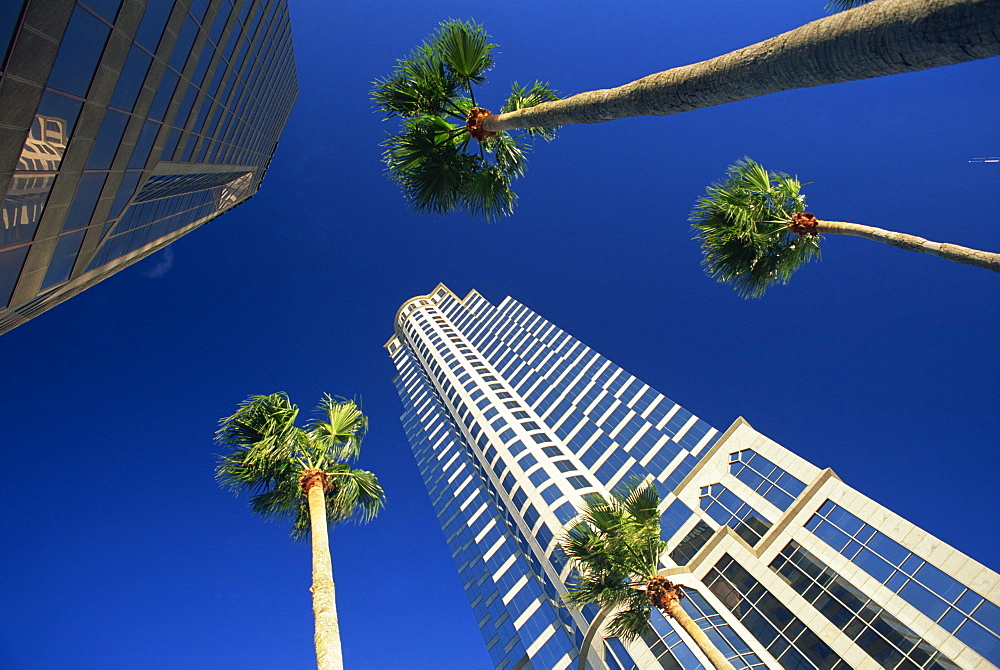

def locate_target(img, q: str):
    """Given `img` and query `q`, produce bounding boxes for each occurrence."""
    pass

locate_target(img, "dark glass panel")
[0,245,30,307]
[147,69,179,121]
[134,0,174,51]
[107,170,142,220]
[168,15,199,72]
[85,109,129,170]
[62,172,107,230]
[40,229,85,288]
[128,119,160,169]
[81,0,123,23]
[1,1,25,71]
[46,6,110,97]
[110,45,153,112]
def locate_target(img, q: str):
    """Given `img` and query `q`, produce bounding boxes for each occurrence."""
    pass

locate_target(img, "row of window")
[807,500,999,664]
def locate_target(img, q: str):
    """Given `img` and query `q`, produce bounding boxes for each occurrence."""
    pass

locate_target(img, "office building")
[385,284,999,670]
[0,0,297,333]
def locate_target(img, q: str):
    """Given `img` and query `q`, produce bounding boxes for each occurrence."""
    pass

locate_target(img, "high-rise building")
[386,284,999,670]
[0,0,297,333]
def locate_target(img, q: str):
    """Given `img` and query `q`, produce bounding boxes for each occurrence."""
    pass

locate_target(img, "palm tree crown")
[216,393,384,539]
[690,158,820,299]
[561,480,669,642]
[372,19,558,221]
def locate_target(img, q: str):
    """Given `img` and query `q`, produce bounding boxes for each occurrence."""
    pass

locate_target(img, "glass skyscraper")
[0,0,297,333]
[386,284,999,670]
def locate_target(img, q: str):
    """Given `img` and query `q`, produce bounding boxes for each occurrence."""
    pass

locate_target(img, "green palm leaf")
[372,44,460,118]
[216,393,385,542]
[691,158,820,298]
[429,19,495,87]
[560,479,668,642]
[502,81,561,140]
[462,166,515,222]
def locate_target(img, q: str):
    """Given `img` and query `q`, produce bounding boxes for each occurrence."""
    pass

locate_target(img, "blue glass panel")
[954,619,1000,666]
[915,563,965,603]
[973,598,1000,635]
[84,0,123,24]
[135,0,174,51]
[0,246,30,308]
[867,532,909,567]
[110,45,153,112]
[46,6,110,97]
[85,110,129,169]
[900,580,948,621]
[40,229,85,288]
[825,505,864,536]
[62,172,107,230]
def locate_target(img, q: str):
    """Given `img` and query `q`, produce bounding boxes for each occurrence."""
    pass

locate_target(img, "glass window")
[110,46,153,113]
[106,170,142,221]
[147,69,180,121]
[168,16,199,72]
[83,0,123,24]
[134,0,174,51]
[62,172,107,230]
[0,246,30,308]
[40,229,86,288]
[85,110,130,170]
[46,6,110,97]
[128,119,160,169]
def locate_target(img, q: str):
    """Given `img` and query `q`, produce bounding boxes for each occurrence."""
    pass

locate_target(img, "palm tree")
[216,393,384,670]
[690,158,1000,297]
[826,0,874,11]
[375,2,998,219]
[560,480,734,670]
[475,0,999,133]
[372,19,558,220]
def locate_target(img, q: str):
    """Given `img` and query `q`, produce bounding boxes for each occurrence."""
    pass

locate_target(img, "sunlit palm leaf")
[372,45,459,118]
[483,132,527,178]
[309,396,367,464]
[691,158,820,298]
[826,0,871,12]
[217,394,384,542]
[462,166,515,222]
[560,479,669,641]
[430,19,495,87]
[502,81,561,139]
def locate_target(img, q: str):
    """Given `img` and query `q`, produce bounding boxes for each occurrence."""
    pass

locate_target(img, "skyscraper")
[386,284,999,670]
[0,0,297,333]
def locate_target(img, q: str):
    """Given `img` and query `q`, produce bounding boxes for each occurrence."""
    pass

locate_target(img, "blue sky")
[1,1,998,669]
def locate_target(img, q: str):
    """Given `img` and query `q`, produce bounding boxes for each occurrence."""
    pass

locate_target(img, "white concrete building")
[385,284,998,670]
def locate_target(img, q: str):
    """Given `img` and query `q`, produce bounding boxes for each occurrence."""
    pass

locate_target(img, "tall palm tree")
[372,19,558,220]
[690,158,1000,298]
[560,480,734,670]
[216,393,384,670]
[375,1,998,219]
[476,0,999,133]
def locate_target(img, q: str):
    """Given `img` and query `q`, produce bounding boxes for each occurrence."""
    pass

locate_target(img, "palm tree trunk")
[483,0,1000,131]
[307,482,343,670]
[664,600,736,670]
[817,220,1000,272]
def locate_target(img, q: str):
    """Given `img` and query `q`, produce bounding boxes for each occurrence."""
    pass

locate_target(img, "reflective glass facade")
[0,0,297,333]
[386,285,999,670]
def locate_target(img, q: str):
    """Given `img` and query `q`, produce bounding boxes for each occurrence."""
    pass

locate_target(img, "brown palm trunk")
[817,220,1000,272]
[307,481,343,670]
[483,0,1000,131]
[664,600,736,670]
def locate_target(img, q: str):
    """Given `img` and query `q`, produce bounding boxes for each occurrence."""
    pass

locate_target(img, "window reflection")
[1,113,70,247]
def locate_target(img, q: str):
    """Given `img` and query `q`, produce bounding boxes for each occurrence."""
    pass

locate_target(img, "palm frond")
[217,393,382,542]
[502,81,560,140]
[383,117,479,214]
[826,0,871,12]
[461,166,515,222]
[429,19,495,87]
[326,466,385,524]
[691,158,821,298]
[372,44,459,118]
[482,132,528,178]
[309,396,367,465]
[605,600,654,643]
